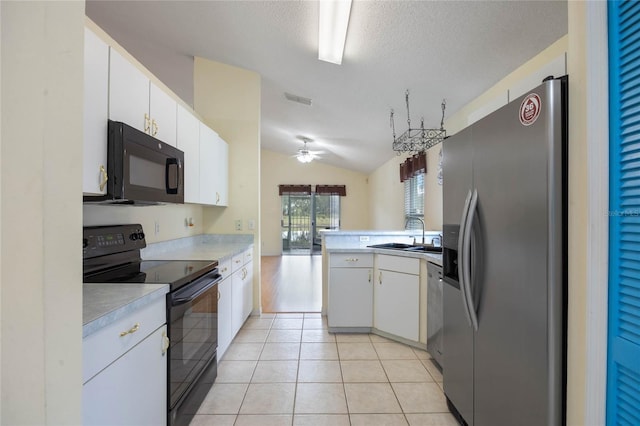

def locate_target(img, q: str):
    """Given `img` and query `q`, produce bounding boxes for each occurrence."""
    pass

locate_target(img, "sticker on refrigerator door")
[519,93,541,126]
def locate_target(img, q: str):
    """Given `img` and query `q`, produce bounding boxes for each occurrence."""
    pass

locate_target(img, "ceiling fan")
[295,136,324,163]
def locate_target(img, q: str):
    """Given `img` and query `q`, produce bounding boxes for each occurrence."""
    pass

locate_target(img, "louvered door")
[608,1,640,424]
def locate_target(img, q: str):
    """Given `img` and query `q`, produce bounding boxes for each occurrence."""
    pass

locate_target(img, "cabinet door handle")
[120,323,140,337]
[144,113,151,133]
[161,330,170,356]
[368,270,372,283]
[217,289,221,301]
[151,119,159,136]
[378,272,383,285]
[216,192,220,204]
[99,165,108,191]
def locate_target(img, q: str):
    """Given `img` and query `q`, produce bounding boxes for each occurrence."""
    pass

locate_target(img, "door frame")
[581,1,609,424]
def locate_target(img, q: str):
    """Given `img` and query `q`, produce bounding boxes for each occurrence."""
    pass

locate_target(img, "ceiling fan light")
[318,0,352,65]
[297,152,313,163]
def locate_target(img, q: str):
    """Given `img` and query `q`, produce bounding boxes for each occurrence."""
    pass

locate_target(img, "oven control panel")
[83,224,147,259]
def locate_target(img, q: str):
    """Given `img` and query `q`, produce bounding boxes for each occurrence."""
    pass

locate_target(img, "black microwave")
[85,120,184,204]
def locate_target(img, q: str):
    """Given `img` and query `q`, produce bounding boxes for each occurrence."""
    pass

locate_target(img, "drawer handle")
[119,323,140,337]
[345,258,359,262]
[235,259,241,264]
[221,267,228,273]
[161,330,170,356]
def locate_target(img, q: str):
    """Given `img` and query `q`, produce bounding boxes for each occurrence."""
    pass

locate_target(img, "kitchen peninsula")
[322,231,442,350]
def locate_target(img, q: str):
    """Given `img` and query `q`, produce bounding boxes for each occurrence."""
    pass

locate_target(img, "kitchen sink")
[367,242,414,250]
[367,243,442,253]
[404,245,442,253]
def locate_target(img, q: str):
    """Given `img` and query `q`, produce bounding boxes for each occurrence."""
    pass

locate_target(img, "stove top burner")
[83,224,218,291]
[84,259,217,291]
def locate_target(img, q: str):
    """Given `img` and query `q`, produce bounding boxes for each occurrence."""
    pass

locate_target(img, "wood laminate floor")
[261,255,322,313]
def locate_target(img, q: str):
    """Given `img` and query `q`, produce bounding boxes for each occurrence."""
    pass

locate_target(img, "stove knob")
[83,238,88,249]
[130,233,138,241]
[137,232,145,240]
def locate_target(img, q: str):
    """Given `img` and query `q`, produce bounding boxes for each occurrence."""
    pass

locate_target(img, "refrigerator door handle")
[463,188,479,331]
[458,189,474,327]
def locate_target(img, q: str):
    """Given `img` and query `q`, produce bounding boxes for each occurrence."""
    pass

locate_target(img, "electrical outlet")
[359,236,370,242]
[235,219,242,231]
[248,219,255,230]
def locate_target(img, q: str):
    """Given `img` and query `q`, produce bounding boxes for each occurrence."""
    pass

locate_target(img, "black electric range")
[83,224,220,426]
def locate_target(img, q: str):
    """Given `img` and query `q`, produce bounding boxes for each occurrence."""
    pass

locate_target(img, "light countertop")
[83,234,254,338]
[327,246,442,266]
[83,283,169,338]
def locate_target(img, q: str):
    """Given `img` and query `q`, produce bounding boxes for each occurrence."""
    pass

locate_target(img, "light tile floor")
[191,313,458,426]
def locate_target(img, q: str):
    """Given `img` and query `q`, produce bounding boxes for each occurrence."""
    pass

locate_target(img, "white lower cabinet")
[242,260,254,321]
[328,253,374,328]
[228,246,255,341]
[83,297,167,425]
[217,259,233,359]
[374,255,420,342]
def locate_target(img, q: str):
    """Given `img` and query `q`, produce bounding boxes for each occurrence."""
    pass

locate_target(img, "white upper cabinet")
[149,83,177,147]
[176,105,200,203]
[83,27,109,195]
[109,50,177,146]
[83,25,229,205]
[199,123,229,206]
[215,136,229,206]
[109,49,150,134]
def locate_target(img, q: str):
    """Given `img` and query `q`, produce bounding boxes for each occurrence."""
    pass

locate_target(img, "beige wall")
[194,58,262,310]
[367,147,444,231]
[368,36,568,232]
[1,2,84,423]
[83,203,205,243]
[368,155,405,230]
[261,149,370,256]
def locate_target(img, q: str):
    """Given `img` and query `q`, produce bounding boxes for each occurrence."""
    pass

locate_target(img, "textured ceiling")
[87,0,567,174]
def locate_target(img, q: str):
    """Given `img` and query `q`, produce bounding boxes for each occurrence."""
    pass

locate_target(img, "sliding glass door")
[281,193,340,254]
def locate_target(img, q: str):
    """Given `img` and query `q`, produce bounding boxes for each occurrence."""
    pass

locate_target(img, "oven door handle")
[171,273,222,306]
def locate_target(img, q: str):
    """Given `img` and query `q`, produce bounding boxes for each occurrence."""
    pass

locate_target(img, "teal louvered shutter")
[608,1,640,424]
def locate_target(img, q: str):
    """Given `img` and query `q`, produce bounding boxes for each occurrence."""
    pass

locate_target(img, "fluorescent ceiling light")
[318,0,353,65]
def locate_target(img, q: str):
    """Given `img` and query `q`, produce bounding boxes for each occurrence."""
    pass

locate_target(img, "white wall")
[1,2,84,423]
[261,149,370,256]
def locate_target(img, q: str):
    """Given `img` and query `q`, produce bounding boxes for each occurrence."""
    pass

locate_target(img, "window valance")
[315,185,347,196]
[400,151,427,182]
[278,184,346,196]
[278,184,312,195]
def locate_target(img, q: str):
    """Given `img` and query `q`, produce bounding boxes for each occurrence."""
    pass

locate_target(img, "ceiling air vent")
[284,92,312,106]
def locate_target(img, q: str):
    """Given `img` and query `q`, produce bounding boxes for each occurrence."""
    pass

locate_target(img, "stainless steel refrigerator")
[442,77,567,426]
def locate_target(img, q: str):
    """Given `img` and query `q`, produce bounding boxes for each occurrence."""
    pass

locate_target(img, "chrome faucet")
[432,233,443,247]
[405,216,425,244]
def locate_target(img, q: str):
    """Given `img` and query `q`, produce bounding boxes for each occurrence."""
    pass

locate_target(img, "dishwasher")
[427,262,443,368]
